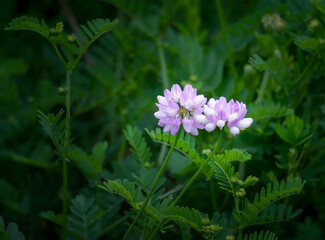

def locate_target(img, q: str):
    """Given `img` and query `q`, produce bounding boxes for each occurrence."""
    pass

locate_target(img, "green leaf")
[0,216,25,240]
[209,155,236,193]
[6,16,50,39]
[163,206,220,233]
[234,178,305,228]
[248,101,292,120]
[68,142,108,185]
[37,109,68,161]
[6,16,118,70]
[99,179,145,208]
[237,231,278,240]
[40,211,62,226]
[67,195,102,240]
[274,114,316,146]
[146,128,202,166]
[124,125,151,166]
[215,149,252,163]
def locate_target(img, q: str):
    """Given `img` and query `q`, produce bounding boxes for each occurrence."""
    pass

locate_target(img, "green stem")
[173,130,224,205]
[62,70,71,240]
[210,178,217,213]
[52,43,68,70]
[215,0,237,81]
[123,131,181,240]
[157,43,169,165]
[148,131,224,240]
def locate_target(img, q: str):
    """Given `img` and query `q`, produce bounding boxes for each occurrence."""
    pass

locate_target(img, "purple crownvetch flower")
[154,84,207,136]
[200,97,253,136]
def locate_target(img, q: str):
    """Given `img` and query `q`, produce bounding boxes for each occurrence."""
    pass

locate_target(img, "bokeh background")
[1,0,324,239]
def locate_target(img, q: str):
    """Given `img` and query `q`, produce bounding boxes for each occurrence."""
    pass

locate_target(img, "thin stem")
[234,196,240,212]
[51,43,68,70]
[215,0,237,81]
[148,131,224,240]
[62,70,71,240]
[123,131,181,240]
[157,43,169,165]
[173,130,224,205]
[210,178,217,213]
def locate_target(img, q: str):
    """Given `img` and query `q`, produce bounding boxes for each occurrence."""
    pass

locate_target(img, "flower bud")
[226,235,235,240]
[201,218,210,226]
[58,87,68,95]
[234,188,246,198]
[56,22,64,33]
[67,34,75,42]
[202,149,212,156]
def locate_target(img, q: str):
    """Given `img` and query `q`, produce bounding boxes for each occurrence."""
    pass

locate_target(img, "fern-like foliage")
[6,16,118,70]
[5,16,50,38]
[208,155,237,194]
[163,206,206,231]
[247,101,292,120]
[249,54,288,87]
[295,35,325,52]
[40,210,62,226]
[237,231,278,240]
[124,125,151,167]
[163,206,222,234]
[67,195,101,240]
[233,178,305,228]
[68,142,108,186]
[37,109,69,161]
[99,179,145,208]
[215,149,252,162]
[146,128,203,166]
[0,215,25,240]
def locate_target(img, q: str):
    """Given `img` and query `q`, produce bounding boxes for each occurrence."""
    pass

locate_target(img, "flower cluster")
[154,84,207,135]
[154,84,253,136]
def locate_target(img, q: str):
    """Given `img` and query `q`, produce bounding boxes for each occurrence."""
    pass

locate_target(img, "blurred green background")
[1,0,325,239]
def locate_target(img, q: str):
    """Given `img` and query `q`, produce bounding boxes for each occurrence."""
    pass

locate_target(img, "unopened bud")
[234,188,246,198]
[226,235,235,240]
[201,218,210,226]
[58,87,68,95]
[190,75,197,81]
[202,149,212,155]
[67,34,75,42]
[135,202,144,210]
[56,22,64,33]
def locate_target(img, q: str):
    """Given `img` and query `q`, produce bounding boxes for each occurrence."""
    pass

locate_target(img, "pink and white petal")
[193,95,206,108]
[229,126,240,136]
[184,99,193,110]
[190,127,199,136]
[228,113,238,122]
[171,84,182,100]
[171,124,180,135]
[237,118,253,130]
[207,98,216,109]
[205,123,216,132]
[194,114,209,125]
[163,124,172,133]
[204,106,215,116]
[217,120,225,129]
[157,96,168,106]
[154,111,167,119]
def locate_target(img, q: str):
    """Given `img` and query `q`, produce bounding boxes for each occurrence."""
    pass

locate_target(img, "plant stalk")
[173,130,224,205]
[215,0,237,81]
[123,131,181,240]
[62,70,71,240]
[148,131,224,240]
[157,43,169,165]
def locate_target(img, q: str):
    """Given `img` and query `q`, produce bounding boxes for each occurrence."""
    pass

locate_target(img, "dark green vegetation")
[1,0,325,239]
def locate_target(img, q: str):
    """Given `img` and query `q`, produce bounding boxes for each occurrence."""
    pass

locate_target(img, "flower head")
[202,97,253,136]
[154,84,207,135]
